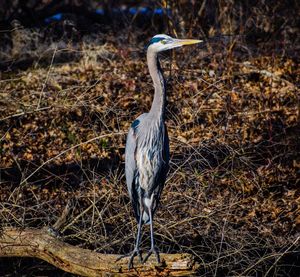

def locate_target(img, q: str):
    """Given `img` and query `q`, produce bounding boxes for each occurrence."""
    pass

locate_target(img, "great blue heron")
[120,34,202,269]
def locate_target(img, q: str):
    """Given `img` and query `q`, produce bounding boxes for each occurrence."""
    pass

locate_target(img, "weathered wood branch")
[0,227,199,276]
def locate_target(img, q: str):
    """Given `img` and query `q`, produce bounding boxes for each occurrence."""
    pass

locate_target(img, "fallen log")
[0,227,199,276]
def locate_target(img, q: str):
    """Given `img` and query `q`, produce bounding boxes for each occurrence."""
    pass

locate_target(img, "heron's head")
[147,34,202,53]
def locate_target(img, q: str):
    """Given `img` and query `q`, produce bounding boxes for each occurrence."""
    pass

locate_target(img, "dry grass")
[0,6,300,275]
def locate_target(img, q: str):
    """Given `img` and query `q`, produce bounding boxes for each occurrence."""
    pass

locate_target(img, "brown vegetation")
[0,1,299,276]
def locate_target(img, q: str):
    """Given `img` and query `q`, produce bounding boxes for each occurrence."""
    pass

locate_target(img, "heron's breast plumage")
[135,122,165,193]
[136,146,162,191]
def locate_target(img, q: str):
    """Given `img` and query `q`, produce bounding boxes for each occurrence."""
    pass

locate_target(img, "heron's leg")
[131,211,144,262]
[142,207,160,264]
[116,210,143,269]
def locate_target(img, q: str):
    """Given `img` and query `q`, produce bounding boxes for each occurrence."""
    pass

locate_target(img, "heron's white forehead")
[152,34,172,40]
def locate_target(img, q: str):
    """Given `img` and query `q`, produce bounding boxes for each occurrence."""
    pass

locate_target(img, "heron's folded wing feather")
[125,127,137,199]
[125,113,148,200]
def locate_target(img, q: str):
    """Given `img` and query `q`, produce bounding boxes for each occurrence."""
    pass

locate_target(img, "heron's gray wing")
[151,124,170,215]
[125,126,137,199]
[125,113,148,220]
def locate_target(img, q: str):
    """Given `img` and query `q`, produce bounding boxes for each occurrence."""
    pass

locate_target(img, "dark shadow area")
[0,156,120,189]
[0,1,299,72]
[0,257,74,277]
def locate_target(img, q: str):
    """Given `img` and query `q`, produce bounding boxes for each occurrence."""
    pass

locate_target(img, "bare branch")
[0,227,199,276]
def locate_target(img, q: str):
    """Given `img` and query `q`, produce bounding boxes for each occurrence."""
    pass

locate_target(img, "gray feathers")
[121,34,201,268]
[125,112,169,224]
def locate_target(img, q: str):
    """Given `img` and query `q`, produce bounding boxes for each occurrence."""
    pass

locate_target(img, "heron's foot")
[116,248,142,269]
[142,247,160,264]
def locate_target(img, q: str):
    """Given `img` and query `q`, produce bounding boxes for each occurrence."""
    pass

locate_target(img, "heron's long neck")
[147,51,166,122]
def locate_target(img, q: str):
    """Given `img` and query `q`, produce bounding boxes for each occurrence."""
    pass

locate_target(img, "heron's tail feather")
[142,211,150,225]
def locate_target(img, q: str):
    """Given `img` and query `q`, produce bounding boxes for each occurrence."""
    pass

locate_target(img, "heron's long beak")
[174,38,203,46]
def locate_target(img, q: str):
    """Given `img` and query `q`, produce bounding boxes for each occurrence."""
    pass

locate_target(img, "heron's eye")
[161,40,167,44]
